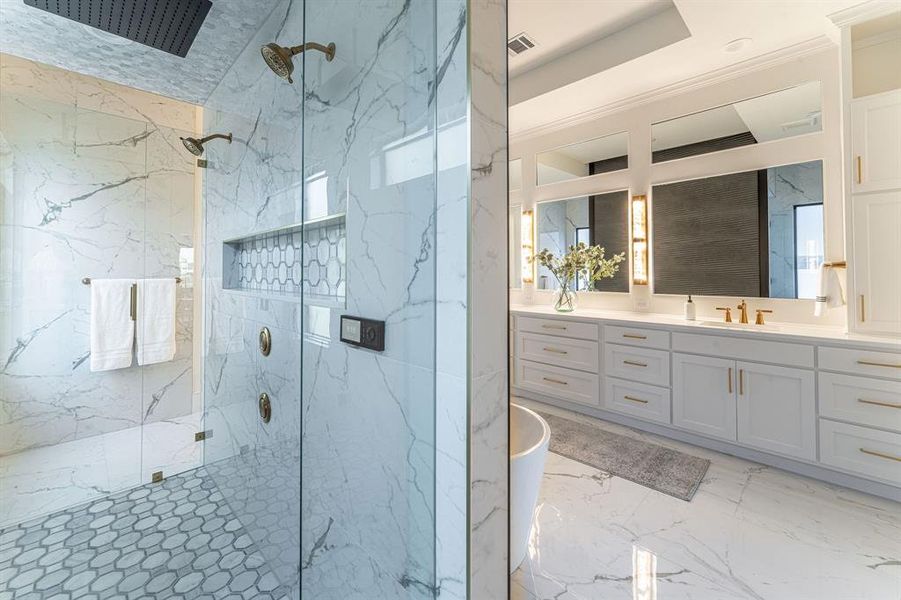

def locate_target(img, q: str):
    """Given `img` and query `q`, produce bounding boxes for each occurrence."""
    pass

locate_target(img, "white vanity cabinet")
[851,190,901,334]
[851,90,901,194]
[672,353,736,441]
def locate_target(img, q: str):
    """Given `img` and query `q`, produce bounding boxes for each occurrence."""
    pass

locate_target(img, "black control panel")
[340,315,385,352]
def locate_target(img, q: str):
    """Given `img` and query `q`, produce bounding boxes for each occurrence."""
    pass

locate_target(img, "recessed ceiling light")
[724,38,753,53]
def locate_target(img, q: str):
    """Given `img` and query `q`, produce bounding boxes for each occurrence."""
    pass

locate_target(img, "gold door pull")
[624,395,649,404]
[622,334,647,340]
[541,324,567,330]
[857,398,901,410]
[728,367,733,394]
[860,295,865,323]
[542,376,568,385]
[623,360,648,367]
[129,284,137,321]
[859,448,901,463]
[856,155,862,185]
[739,369,744,395]
[857,360,901,369]
[542,347,568,355]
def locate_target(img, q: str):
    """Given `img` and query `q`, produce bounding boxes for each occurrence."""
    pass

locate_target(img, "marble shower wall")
[0,53,198,456]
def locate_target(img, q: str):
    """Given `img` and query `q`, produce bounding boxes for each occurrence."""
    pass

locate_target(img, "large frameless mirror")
[652,160,825,298]
[536,131,628,186]
[533,190,630,292]
[651,81,822,163]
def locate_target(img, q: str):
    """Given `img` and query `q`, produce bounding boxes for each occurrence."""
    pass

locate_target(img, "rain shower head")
[180,133,233,156]
[261,42,336,83]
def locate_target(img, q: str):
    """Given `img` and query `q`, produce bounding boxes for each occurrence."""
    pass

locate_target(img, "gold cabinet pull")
[623,360,647,367]
[624,395,649,404]
[129,284,137,321]
[623,334,647,340]
[858,398,901,410]
[541,324,567,330]
[728,367,733,394]
[542,376,568,385]
[859,448,901,463]
[860,295,865,322]
[857,360,901,369]
[856,155,862,184]
[739,369,744,395]
[542,347,568,355]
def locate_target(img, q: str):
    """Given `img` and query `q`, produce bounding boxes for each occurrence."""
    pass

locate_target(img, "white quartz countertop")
[510,304,901,351]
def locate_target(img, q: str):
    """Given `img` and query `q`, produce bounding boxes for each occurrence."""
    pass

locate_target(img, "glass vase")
[553,280,578,312]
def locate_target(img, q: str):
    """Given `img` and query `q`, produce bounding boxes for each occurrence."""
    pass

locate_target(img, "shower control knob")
[259,393,272,424]
[259,327,271,356]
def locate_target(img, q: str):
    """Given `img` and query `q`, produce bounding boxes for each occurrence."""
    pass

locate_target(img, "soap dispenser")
[684,295,696,321]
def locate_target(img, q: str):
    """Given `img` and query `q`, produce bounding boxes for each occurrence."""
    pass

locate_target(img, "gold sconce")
[631,195,648,285]
[521,209,535,283]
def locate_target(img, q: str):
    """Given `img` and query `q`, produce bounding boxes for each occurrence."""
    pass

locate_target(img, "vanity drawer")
[819,420,901,486]
[819,372,901,433]
[603,377,671,424]
[818,346,901,380]
[604,325,670,350]
[672,333,814,369]
[604,344,670,387]
[515,359,600,406]
[517,316,599,341]
[517,332,599,373]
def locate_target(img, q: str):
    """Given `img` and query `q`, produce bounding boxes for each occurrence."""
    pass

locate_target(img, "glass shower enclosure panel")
[300,1,439,596]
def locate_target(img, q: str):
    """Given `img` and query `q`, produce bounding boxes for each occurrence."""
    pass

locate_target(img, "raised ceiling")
[0,0,282,104]
[510,0,866,136]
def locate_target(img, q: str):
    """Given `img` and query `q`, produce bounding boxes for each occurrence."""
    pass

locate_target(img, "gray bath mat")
[537,410,710,501]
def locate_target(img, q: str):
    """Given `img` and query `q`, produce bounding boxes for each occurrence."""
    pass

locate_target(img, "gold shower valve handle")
[716,307,732,323]
[755,309,773,325]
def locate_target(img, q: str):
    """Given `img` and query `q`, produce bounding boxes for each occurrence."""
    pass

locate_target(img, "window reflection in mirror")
[534,191,630,292]
[652,160,824,299]
[651,82,822,163]
[509,205,522,289]
[536,132,628,186]
[510,158,522,192]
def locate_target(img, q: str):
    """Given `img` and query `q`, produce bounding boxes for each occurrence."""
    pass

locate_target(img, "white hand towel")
[136,278,177,365]
[90,279,135,372]
[814,264,845,317]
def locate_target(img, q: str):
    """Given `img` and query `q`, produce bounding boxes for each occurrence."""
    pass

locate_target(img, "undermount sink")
[699,320,781,332]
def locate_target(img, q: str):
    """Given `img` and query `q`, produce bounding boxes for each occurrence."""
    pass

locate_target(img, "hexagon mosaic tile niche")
[223,218,346,303]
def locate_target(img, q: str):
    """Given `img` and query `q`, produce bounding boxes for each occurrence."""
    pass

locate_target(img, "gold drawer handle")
[623,360,648,367]
[541,324,567,330]
[623,334,647,340]
[857,360,901,369]
[858,398,901,410]
[859,448,901,463]
[624,395,649,404]
[542,376,568,385]
[543,347,568,355]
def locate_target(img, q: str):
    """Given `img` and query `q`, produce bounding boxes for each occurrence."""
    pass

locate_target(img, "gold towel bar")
[82,276,182,285]
[822,261,846,268]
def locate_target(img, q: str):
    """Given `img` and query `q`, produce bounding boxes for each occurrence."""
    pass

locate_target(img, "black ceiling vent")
[24,0,212,57]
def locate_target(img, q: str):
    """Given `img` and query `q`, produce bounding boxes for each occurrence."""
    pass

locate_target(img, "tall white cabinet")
[850,91,901,335]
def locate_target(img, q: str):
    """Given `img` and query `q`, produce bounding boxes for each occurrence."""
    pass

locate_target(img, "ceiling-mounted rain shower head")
[180,133,233,156]
[261,42,336,83]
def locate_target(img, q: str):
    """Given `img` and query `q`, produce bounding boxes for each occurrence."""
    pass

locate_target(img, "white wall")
[510,47,847,327]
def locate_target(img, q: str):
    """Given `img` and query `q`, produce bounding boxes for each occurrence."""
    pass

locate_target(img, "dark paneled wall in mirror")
[536,190,629,293]
[652,160,824,299]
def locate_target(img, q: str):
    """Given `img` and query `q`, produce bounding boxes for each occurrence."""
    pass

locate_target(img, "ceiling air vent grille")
[23,0,212,57]
[508,32,537,56]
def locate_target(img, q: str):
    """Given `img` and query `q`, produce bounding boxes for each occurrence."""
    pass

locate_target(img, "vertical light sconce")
[631,195,648,285]
[521,209,534,283]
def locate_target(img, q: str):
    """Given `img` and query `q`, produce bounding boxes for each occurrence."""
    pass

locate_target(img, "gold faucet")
[736,300,749,324]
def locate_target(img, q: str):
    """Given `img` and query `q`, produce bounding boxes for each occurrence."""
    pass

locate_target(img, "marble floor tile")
[0,414,203,529]
[513,400,901,600]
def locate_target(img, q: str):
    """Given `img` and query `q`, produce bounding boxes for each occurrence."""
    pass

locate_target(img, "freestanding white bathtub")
[510,403,551,573]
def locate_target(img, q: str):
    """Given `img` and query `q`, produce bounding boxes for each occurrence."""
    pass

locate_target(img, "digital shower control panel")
[340,316,385,352]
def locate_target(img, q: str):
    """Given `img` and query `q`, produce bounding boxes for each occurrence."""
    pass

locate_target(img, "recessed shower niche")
[223,213,346,305]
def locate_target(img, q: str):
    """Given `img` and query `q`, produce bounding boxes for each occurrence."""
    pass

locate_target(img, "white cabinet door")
[851,91,901,193]
[672,353,736,441]
[853,190,901,334]
[736,362,816,461]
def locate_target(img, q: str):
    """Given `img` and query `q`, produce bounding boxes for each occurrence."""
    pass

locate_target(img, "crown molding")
[511,36,836,143]
[829,0,900,28]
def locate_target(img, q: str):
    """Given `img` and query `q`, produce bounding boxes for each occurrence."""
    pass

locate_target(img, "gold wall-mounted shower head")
[261,41,336,83]
[179,132,233,156]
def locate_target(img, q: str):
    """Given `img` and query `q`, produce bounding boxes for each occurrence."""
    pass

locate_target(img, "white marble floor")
[0,413,202,528]
[512,401,901,600]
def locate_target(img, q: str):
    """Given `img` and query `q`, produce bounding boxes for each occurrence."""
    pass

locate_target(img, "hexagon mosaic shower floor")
[0,467,293,599]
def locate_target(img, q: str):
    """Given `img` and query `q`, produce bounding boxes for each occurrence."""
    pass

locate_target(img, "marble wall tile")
[0,56,198,456]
